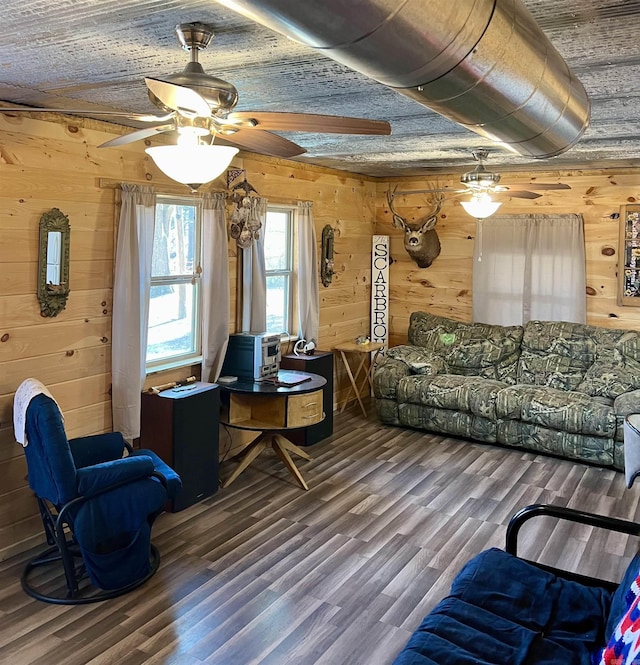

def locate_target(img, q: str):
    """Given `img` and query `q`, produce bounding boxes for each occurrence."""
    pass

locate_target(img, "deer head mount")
[386,186,444,268]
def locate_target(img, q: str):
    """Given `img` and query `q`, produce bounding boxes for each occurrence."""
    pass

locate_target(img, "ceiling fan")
[0,22,391,158]
[398,149,571,200]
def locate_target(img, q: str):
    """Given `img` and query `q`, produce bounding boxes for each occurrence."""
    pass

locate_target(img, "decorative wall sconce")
[321,224,335,287]
[37,208,70,317]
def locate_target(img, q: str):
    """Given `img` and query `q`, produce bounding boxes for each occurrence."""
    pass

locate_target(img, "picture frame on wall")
[618,204,640,307]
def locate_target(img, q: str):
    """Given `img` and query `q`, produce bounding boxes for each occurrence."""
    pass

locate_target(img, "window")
[472,214,585,325]
[264,206,295,335]
[146,197,202,370]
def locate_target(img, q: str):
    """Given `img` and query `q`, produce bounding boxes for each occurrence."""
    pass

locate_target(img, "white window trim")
[146,195,204,373]
[265,204,298,336]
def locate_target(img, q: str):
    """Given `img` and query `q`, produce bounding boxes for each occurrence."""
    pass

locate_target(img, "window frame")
[145,195,203,373]
[264,205,297,337]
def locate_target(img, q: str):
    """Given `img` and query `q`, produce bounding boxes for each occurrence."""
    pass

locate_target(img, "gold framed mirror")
[37,208,70,317]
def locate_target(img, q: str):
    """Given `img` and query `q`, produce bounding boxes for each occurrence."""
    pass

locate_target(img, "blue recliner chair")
[18,390,181,604]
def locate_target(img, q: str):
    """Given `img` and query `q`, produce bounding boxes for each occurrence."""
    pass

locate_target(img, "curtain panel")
[241,196,267,332]
[473,214,586,326]
[297,201,319,343]
[201,192,230,382]
[111,184,156,440]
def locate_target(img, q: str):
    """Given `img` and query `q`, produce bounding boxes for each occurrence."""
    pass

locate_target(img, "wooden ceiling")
[1,0,639,177]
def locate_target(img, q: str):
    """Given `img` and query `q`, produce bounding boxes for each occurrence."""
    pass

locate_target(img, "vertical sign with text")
[371,235,390,345]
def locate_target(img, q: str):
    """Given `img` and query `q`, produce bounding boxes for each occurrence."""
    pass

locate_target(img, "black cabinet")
[280,351,333,446]
[140,381,220,511]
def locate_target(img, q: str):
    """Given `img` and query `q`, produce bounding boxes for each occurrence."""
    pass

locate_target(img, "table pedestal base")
[222,432,312,491]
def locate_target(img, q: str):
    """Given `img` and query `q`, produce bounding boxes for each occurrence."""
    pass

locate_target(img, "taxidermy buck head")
[386,186,444,268]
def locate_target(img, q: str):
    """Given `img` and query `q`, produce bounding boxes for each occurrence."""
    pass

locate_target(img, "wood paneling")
[2,109,640,564]
[0,114,379,560]
[376,170,640,339]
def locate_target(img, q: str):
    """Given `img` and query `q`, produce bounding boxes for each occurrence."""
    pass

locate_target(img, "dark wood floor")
[1,399,640,665]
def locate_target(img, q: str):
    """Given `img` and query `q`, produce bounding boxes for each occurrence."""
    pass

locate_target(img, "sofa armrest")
[373,357,411,399]
[374,345,446,399]
[614,389,640,417]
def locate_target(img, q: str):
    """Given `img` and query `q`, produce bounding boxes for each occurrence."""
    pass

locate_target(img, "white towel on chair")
[13,378,63,447]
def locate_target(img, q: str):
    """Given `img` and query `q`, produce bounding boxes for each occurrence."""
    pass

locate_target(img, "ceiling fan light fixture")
[460,192,502,219]
[145,140,238,191]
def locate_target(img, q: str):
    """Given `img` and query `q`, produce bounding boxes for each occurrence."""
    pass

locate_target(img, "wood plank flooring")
[1,400,640,664]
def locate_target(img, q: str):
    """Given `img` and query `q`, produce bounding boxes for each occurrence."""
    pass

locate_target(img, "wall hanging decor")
[618,204,640,306]
[321,224,335,287]
[37,208,70,317]
[371,235,389,344]
[227,173,261,249]
[385,186,444,268]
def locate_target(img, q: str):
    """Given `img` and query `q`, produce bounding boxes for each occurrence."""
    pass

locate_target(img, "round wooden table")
[219,370,326,490]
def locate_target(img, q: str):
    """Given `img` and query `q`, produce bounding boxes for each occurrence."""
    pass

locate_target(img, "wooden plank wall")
[2,110,638,561]
[0,113,376,559]
[374,171,640,346]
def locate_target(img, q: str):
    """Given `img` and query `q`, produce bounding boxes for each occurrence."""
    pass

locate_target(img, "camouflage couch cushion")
[517,321,597,391]
[397,374,506,421]
[407,311,523,384]
[496,385,616,438]
[577,355,640,399]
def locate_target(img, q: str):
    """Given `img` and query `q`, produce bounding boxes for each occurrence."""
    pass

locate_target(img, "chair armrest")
[76,455,156,497]
[133,449,182,500]
[69,432,128,468]
[506,504,640,557]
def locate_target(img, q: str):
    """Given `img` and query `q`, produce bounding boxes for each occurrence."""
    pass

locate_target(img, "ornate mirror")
[37,208,70,317]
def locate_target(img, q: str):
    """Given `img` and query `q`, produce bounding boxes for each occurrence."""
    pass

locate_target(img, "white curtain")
[297,201,319,343]
[201,192,230,382]
[112,184,156,439]
[473,214,586,326]
[241,196,267,331]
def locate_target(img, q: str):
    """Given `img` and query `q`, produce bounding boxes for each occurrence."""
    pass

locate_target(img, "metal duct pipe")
[215,0,590,158]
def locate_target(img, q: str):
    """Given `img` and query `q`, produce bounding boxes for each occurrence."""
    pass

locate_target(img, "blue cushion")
[392,548,612,665]
[24,394,77,505]
[133,448,182,500]
[76,456,156,496]
[69,432,128,468]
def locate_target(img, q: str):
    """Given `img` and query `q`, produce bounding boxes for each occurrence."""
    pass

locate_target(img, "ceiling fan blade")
[499,190,542,199]
[221,128,306,158]
[395,188,467,195]
[502,183,571,191]
[0,106,174,123]
[144,77,211,117]
[228,111,391,135]
[98,124,175,148]
[528,183,571,190]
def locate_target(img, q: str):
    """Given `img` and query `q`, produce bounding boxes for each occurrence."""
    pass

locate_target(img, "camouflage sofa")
[374,311,640,469]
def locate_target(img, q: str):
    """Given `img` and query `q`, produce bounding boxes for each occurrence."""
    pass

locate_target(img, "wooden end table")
[334,341,385,417]
[219,370,326,491]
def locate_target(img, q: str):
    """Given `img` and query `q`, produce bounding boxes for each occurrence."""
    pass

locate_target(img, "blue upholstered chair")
[19,391,181,604]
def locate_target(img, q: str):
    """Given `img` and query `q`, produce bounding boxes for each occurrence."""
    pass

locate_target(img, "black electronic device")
[221,332,281,380]
[140,381,219,511]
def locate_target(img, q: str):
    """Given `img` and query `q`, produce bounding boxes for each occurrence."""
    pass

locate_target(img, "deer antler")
[421,190,444,230]
[386,186,407,230]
